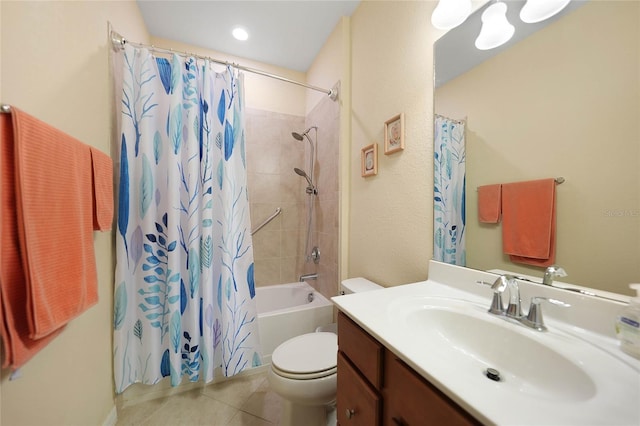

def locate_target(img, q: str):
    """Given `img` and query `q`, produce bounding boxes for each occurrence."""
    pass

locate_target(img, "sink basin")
[389,297,598,402]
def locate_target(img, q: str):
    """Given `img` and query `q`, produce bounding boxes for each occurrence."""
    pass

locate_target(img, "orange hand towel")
[478,184,502,223]
[90,147,114,231]
[12,107,98,340]
[1,113,63,369]
[501,178,556,267]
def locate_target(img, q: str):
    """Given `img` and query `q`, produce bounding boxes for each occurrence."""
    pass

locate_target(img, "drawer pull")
[346,408,356,419]
[392,416,407,426]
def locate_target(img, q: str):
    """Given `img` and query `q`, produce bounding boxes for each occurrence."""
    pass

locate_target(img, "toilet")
[268,278,382,426]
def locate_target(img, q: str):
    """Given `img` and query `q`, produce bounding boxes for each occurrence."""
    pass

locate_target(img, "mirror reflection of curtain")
[433,115,466,265]
[113,45,261,394]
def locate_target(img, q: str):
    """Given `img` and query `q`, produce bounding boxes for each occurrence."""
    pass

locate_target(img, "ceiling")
[136,0,361,72]
[435,0,587,87]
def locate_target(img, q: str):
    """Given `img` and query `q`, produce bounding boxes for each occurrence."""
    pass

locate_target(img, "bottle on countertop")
[615,283,640,360]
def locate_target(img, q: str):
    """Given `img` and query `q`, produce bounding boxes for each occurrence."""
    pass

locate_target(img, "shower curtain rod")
[110,31,338,100]
[435,113,467,125]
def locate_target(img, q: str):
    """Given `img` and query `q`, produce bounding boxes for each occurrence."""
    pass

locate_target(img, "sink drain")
[485,368,501,382]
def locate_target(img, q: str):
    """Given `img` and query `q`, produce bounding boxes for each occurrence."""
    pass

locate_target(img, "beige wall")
[305,19,343,115]
[348,1,442,286]
[0,1,149,425]
[436,1,640,295]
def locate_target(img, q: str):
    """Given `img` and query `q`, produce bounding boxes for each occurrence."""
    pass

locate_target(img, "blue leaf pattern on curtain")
[433,116,466,266]
[118,135,130,263]
[114,46,261,393]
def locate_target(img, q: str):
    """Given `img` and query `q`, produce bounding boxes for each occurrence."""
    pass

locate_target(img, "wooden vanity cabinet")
[337,311,480,426]
[382,353,480,426]
[337,352,381,425]
[336,311,383,425]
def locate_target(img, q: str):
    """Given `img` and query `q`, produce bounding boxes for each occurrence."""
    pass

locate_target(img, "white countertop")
[333,261,640,426]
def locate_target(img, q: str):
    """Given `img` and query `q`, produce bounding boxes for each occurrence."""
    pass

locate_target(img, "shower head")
[291,126,317,142]
[294,167,312,186]
[294,167,317,195]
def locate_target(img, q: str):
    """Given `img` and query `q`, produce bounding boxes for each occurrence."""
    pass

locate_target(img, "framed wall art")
[361,143,378,177]
[384,113,404,155]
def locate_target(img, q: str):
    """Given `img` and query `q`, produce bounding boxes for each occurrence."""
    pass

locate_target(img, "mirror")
[434,0,639,296]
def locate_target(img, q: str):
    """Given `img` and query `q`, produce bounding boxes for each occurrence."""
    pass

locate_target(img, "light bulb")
[475,2,515,50]
[520,0,572,23]
[232,27,249,41]
[431,0,473,30]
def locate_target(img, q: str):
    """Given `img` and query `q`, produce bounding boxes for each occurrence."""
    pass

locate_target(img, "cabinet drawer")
[338,311,383,389]
[383,351,480,426]
[337,351,381,426]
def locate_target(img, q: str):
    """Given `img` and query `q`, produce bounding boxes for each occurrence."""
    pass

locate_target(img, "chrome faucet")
[521,297,570,331]
[490,275,522,318]
[299,273,318,282]
[542,265,567,286]
[479,274,570,331]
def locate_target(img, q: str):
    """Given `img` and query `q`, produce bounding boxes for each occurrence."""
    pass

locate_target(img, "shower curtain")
[433,115,466,265]
[113,45,261,393]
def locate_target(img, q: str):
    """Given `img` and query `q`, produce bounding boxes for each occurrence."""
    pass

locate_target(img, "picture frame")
[384,113,404,155]
[361,143,378,177]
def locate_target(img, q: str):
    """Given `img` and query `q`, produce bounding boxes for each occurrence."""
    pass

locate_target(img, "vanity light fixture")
[232,26,249,41]
[520,0,572,23]
[474,1,515,50]
[431,0,472,30]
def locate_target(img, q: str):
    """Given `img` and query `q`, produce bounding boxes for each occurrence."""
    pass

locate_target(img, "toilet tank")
[340,277,383,295]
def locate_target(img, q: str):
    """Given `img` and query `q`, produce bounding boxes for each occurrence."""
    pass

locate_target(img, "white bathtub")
[256,282,334,364]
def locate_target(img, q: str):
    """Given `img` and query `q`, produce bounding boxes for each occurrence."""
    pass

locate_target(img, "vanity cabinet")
[336,310,383,425]
[337,311,480,426]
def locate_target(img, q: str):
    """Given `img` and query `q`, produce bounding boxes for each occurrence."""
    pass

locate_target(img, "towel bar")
[476,177,565,191]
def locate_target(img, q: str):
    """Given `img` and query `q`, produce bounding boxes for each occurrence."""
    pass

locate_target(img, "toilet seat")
[271,332,337,380]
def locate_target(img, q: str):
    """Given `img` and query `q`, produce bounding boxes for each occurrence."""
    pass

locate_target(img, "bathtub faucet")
[299,273,318,282]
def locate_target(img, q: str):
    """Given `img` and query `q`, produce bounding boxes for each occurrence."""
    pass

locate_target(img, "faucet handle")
[475,279,505,315]
[521,297,571,331]
[547,265,567,277]
[543,265,567,285]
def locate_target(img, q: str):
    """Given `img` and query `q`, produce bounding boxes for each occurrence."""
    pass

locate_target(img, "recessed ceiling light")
[232,27,249,41]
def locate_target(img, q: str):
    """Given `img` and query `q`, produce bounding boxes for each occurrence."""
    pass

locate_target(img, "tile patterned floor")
[116,371,283,426]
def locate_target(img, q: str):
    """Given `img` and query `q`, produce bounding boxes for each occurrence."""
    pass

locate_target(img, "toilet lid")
[272,332,338,375]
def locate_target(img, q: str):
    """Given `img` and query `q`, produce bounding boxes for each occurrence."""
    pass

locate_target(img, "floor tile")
[139,389,238,426]
[116,396,170,425]
[226,411,274,426]
[202,372,268,409]
[116,370,284,426]
[239,388,283,425]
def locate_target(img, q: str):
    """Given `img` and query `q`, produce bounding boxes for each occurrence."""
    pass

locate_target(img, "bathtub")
[256,282,334,364]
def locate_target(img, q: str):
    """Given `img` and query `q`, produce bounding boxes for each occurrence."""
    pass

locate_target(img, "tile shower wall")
[246,109,306,286]
[245,91,340,299]
[303,94,340,299]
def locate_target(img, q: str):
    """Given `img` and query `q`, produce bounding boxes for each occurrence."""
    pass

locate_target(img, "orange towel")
[11,107,99,340]
[1,113,63,369]
[478,184,502,223]
[501,178,556,267]
[90,147,114,231]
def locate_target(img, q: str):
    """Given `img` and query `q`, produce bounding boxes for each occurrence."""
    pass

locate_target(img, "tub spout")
[299,273,318,282]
